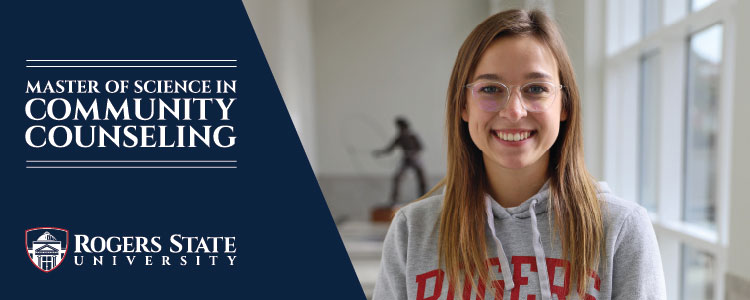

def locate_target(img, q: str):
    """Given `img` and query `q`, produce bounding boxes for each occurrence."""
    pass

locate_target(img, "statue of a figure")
[373,117,427,206]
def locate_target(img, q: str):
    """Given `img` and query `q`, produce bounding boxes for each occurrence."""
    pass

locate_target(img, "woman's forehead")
[471,35,559,83]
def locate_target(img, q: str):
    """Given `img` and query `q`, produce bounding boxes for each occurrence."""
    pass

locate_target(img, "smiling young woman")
[373,9,666,300]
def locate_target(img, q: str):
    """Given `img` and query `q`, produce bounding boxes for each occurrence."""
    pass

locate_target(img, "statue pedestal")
[371,205,400,223]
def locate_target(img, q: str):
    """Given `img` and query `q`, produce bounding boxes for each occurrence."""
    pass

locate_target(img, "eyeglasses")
[465,80,563,112]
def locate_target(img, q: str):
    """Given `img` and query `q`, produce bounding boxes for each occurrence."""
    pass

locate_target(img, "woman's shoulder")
[391,195,443,238]
[396,194,443,224]
[596,181,643,212]
[595,181,653,238]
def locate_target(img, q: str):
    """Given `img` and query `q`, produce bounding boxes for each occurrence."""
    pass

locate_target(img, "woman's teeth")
[495,131,532,142]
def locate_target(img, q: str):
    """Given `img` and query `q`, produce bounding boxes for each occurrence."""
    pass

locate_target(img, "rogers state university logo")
[26,227,69,272]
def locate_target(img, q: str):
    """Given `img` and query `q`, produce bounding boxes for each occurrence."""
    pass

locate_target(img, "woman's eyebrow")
[473,73,501,81]
[525,71,553,80]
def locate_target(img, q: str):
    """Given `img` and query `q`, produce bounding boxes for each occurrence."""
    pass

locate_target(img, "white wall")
[557,0,604,180]
[243,0,318,171]
[490,0,526,12]
[727,0,750,285]
[311,0,489,177]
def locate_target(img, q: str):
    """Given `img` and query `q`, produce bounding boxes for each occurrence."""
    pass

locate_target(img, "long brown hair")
[422,9,604,296]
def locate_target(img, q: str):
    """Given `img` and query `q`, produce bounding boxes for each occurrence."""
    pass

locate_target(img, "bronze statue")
[373,117,427,206]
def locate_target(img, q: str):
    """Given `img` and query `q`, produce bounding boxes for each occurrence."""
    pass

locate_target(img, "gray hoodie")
[372,181,666,299]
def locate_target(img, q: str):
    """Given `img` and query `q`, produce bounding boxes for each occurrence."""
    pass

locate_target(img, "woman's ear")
[461,106,469,122]
[561,106,568,122]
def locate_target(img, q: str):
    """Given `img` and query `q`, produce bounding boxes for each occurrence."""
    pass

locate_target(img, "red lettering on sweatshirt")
[583,271,601,300]
[546,258,571,299]
[445,273,485,300]
[511,256,538,300]
[416,269,445,300]
[414,256,599,300]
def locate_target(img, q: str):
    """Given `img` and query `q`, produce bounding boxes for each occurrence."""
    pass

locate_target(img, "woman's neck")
[484,153,549,208]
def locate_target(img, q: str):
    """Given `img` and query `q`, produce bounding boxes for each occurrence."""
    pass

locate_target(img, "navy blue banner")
[0,0,365,298]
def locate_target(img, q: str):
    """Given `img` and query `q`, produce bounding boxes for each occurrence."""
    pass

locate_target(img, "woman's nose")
[499,89,527,121]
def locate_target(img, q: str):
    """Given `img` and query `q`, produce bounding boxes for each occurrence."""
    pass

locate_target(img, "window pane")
[639,51,660,212]
[642,0,661,36]
[691,0,716,12]
[683,24,722,230]
[681,244,715,300]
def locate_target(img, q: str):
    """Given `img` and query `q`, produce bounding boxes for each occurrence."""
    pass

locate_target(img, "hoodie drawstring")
[529,199,552,300]
[485,197,515,291]
[485,198,552,299]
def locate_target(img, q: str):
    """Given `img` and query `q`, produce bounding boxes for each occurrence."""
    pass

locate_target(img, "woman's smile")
[491,129,537,145]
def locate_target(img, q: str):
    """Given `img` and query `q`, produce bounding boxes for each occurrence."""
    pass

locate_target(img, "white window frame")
[602,0,736,299]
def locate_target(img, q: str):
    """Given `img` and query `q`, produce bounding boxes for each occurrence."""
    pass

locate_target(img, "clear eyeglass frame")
[465,80,564,113]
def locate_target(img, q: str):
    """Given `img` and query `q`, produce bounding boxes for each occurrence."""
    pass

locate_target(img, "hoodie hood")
[487,180,614,220]
[484,180,614,299]
[487,180,551,220]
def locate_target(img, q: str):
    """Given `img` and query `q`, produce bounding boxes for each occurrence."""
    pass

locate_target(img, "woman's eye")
[479,85,503,94]
[525,85,549,94]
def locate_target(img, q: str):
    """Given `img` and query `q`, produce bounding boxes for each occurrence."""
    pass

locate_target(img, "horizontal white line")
[26,166,237,169]
[26,59,238,62]
[26,65,237,68]
[26,160,237,163]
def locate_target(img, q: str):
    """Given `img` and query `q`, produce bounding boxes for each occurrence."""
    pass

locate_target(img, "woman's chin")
[488,156,530,170]
[500,161,529,170]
